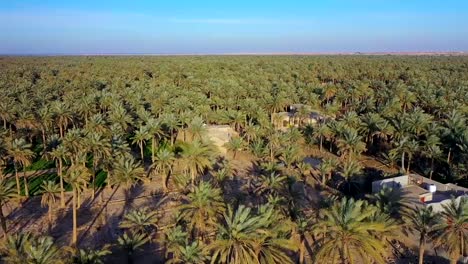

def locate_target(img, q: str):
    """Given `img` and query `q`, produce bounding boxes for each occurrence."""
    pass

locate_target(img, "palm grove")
[0,55,466,263]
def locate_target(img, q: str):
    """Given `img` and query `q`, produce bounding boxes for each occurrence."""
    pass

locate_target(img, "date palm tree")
[178,181,225,240]
[85,132,111,199]
[150,146,175,192]
[313,197,397,264]
[224,136,244,160]
[312,122,331,152]
[208,205,297,264]
[132,126,150,161]
[48,144,68,208]
[120,207,159,235]
[40,181,60,230]
[180,140,215,186]
[0,178,16,236]
[435,197,468,264]
[166,241,208,264]
[163,225,188,260]
[64,164,91,246]
[1,233,63,264]
[117,232,149,264]
[7,138,35,196]
[318,158,338,185]
[51,101,73,139]
[70,246,111,264]
[406,206,441,264]
[146,117,164,162]
[336,128,366,161]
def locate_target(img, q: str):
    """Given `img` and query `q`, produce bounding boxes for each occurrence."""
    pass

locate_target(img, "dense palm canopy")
[0,56,467,263]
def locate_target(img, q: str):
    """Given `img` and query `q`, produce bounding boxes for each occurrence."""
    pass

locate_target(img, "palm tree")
[70,246,111,264]
[254,172,288,197]
[166,241,208,264]
[106,155,145,192]
[120,207,159,235]
[318,158,338,185]
[312,122,331,152]
[208,205,297,264]
[162,113,181,146]
[40,181,60,230]
[85,132,111,199]
[178,181,225,240]
[435,197,468,264]
[368,187,409,219]
[336,128,366,161]
[163,225,188,260]
[117,232,149,264]
[279,145,302,170]
[422,135,443,179]
[150,146,175,192]
[51,101,73,138]
[64,164,91,245]
[224,136,244,159]
[0,178,16,236]
[180,140,215,186]
[132,126,150,161]
[186,116,207,142]
[146,118,163,162]
[1,233,63,264]
[7,138,35,196]
[406,206,441,264]
[48,144,68,208]
[312,197,397,264]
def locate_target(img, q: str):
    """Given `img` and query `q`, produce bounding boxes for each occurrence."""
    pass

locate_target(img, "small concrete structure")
[205,125,238,155]
[273,104,327,130]
[372,174,468,212]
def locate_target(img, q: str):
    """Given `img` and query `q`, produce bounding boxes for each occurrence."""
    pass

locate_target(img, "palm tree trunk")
[151,136,155,162]
[407,155,412,173]
[59,159,65,208]
[401,152,405,172]
[299,237,305,264]
[14,164,20,195]
[72,187,78,246]
[319,136,323,152]
[48,207,53,231]
[418,237,425,264]
[91,160,96,199]
[0,204,7,236]
[23,169,29,197]
[139,142,144,161]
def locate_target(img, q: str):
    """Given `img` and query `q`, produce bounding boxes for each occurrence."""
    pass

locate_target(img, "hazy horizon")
[1,0,468,54]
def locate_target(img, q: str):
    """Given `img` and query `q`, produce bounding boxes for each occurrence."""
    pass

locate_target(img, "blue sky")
[1,0,467,54]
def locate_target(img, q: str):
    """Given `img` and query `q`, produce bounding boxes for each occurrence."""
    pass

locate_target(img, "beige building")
[273,104,326,130]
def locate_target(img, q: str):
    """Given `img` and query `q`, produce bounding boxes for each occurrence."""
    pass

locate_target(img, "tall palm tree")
[279,145,302,170]
[48,144,68,208]
[336,128,366,161]
[0,178,16,236]
[150,146,175,192]
[7,138,35,196]
[146,117,163,162]
[85,132,111,198]
[132,126,150,161]
[406,206,441,264]
[312,122,331,152]
[435,197,468,264]
[312,197,397,264]
[64,164,91,245]
[318,158,338,185]
[180,140,215,186]
[51,101,73,139]
[178,181,225,240]
[40,181,60,230]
